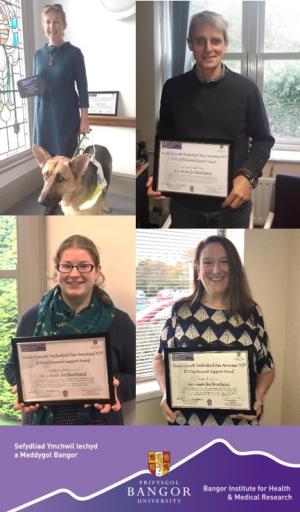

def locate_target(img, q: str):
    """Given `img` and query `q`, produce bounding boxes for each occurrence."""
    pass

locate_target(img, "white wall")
[45,216,136,321]
[282,232,300,424]
[64,0,135,116]
[244,230,290,426]
[90,126,135,175]
[136,1,156,146]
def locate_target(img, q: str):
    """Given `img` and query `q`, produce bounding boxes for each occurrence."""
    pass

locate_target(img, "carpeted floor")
[4,189,135,215]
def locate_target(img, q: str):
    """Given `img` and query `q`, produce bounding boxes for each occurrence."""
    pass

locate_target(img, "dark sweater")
[157,66,275,211]
[5,305,135,425]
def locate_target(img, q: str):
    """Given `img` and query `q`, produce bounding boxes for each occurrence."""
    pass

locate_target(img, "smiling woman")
[55,248,101,313]
[4,234,135,425]
[198,243,229,308]
[33,4,90,157]
[153,235,275,426]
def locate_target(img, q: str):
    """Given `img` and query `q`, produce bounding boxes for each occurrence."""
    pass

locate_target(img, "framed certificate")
[17,75,45,98]
[12,333,114,406]
[153,137,231,198]
[164,345,256,415]
[88,91,119,116]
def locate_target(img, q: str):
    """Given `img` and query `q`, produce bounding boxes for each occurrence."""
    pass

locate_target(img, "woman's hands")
[12,378,121,417]
[229,400,263,422]
[231,370,275,422]
[160,395,181,424]
[153,352,180,423]
[12,385,41,414]
[79,108,90,134]
[84,377,121,414]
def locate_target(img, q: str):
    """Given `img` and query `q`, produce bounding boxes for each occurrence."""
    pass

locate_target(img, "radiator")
[252,177,275,227]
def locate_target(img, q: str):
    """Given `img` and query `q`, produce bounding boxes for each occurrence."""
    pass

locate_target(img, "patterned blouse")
[159,300,274,426]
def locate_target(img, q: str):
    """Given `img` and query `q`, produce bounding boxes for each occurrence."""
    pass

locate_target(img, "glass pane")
[0,216,17,270]
[263,60,300,140]
[136,230,218,379]
[265,0,300,52]
[0,278,20,424]
[188,0,242,52]
[0,0,30,160]
[223,59,241,74]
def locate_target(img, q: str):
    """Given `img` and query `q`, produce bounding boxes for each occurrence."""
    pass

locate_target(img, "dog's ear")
[32,145,52,168]
[69,154,91,177]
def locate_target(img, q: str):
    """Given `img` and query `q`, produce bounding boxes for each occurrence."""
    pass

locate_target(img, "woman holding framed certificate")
[153,236,275,425]
[33,4,90,157]
[5,235,135,425]
[148,10,274,228]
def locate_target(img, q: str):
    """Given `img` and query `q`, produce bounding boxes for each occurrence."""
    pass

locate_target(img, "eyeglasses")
[44,4,63,10]
[57,263,95,273]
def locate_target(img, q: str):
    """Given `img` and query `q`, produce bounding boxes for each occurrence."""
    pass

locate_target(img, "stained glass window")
[0,0,30,161]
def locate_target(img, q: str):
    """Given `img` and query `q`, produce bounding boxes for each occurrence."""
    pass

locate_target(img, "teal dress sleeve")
[74,49,89,108]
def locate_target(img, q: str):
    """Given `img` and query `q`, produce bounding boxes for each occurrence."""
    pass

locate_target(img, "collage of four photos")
[0,0,300,434]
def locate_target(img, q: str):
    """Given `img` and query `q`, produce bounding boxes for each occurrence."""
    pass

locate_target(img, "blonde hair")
[41,4,67,28]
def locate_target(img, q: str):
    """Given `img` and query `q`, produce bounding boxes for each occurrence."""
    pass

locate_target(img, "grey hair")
[188,11,229,44]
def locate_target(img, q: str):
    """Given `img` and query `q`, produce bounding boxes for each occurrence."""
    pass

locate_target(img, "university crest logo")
[148,451,170,477]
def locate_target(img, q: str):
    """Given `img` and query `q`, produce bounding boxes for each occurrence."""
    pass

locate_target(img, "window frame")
[16,216,47,316]
[0,0,35,167]
[0,217,47,425]
[136,228,226,384]
[0,217,47,316]
[0,218,47,308]
[186,1,300,151]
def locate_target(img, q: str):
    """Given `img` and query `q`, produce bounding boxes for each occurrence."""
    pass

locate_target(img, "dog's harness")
[72,133,93,158]
[72,134,108,211]
[79,159,107,211]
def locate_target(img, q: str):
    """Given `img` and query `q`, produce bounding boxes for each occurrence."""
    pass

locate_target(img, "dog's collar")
[79,185,102,210]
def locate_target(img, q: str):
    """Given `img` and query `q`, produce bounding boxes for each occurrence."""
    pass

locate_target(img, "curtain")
[153,1,190,119]
[171,1,190,77]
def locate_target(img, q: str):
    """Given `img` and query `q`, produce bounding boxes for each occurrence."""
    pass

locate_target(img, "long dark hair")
[181,235,255,319]
[54,235,111,305]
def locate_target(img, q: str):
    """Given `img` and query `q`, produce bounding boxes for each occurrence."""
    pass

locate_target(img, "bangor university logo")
[148,451,170,477]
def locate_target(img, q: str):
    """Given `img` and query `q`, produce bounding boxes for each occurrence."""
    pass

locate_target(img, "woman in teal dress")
[33,4,89,157]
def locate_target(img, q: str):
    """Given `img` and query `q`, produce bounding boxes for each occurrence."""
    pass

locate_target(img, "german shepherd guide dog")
[32,145,112,215]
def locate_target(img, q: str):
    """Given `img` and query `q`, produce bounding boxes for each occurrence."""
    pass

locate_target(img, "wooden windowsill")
[89,115,136,128]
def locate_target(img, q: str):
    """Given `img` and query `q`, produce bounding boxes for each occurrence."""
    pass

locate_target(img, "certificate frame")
[88,91,119,116]
[11,333,114,406]
[17,75,45,98]
[153,136,232,198]
[164,345,256,416]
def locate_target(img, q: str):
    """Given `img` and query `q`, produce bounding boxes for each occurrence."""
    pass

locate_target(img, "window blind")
[136,229,221,380]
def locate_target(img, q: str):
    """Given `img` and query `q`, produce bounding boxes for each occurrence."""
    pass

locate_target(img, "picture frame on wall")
[88,91,119,116]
